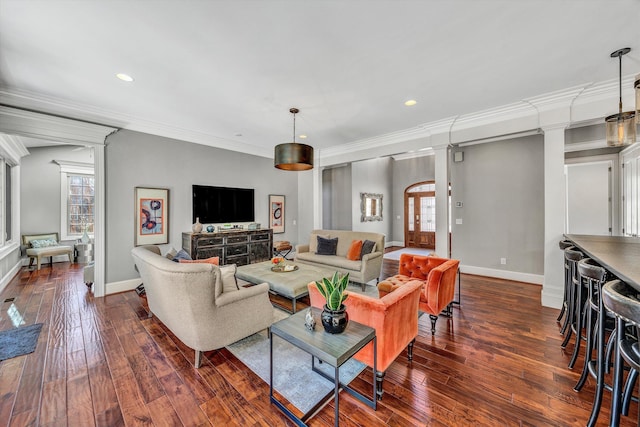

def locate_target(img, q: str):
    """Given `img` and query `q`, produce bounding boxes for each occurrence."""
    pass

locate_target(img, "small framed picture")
[135,187,169,246]
[269,194,285,234]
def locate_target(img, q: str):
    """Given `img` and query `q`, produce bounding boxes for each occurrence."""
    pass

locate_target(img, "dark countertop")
[564,234,640,291]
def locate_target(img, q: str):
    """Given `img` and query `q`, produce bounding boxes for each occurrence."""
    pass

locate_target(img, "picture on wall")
[135,187,169,246]
[269,194,285,233]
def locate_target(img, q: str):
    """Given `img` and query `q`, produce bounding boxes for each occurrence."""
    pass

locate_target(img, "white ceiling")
[1,0,639,155]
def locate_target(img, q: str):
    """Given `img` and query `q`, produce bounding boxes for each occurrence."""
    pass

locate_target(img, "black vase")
[321,304,349,334]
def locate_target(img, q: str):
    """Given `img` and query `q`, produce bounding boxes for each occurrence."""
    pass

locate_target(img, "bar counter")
[564,234,640,291]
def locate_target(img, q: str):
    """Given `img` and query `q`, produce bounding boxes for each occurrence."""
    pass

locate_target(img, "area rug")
[0,323,43,361]
[383,247,434,261]
[227,311,366,414]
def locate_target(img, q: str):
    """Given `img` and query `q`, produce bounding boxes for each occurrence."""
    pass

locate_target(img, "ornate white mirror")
[360,192,383,222]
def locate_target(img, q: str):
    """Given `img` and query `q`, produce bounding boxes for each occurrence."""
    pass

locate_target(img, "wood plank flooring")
[0,254,636,426]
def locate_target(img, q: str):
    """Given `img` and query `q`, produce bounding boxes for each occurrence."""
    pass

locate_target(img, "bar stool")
[573,258,609,426]
[561,247,585,370]
[602,279,640,426]
[558,240,574,329]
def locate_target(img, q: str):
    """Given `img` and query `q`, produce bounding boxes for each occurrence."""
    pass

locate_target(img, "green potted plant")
[315,271,350,334]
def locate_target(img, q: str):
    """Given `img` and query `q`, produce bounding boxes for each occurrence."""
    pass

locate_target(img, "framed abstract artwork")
[269,194,285,234]
[134,187,169,246]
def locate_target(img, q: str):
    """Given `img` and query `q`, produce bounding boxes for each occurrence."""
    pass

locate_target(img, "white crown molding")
[563,139,607,153]
[391,149,435,161]
[2,70,638,161]
[0,105,117,145]
[0,88,272,158]
[0,133,30,164]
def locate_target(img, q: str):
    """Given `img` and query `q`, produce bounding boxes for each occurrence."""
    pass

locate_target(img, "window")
[56,161,94,240]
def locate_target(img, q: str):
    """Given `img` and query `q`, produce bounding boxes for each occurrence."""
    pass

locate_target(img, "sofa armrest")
[377,280,401,297]
[216,282,270,307]
[295,244,310,254]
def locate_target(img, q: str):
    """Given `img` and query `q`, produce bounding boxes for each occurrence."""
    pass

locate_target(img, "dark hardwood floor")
[0,252,636,426]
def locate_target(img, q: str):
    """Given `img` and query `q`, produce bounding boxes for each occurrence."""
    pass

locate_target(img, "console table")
[270,307,376,426]
[182,229,272,266]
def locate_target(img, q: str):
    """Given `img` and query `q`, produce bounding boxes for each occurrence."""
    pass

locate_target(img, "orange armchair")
[378,254,460,335]
[308,279,422,399]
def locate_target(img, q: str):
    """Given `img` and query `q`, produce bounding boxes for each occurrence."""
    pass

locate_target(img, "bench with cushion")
[22,233,74,270]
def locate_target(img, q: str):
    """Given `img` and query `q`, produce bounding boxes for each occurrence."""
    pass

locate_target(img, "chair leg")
[361,282,365,292]
[36,256,42,270]
[195,350,202,368]
[407,338,416,361]
[429,314,438,335]
[28,257,34,268]
[375,371,385,400]
[622,369,638,416]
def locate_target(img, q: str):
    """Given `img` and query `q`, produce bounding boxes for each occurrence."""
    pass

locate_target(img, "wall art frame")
[269,194,285,233]
[134,187,169,246]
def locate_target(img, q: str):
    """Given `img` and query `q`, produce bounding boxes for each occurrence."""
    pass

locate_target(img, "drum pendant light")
[274,108,314,171]
[605,48,636,147]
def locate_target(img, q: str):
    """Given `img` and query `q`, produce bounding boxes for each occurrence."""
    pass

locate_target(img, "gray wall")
[350,157,392,238]
[450,135,544,274]
[20,145,93,240]
[322,165,352,230]
[390,154,436,244]
[105,130,298,283]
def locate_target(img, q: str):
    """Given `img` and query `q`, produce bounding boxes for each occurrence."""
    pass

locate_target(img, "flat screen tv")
[192,185,255,224]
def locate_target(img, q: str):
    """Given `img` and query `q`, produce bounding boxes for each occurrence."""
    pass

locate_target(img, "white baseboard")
[106,278,142,295]
[541,286,563,309]
[387,240,404,247]
[0,260,23,294]
[460,264,544,285]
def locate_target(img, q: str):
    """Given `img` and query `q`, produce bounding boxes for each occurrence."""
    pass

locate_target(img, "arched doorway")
[404,181,436,248]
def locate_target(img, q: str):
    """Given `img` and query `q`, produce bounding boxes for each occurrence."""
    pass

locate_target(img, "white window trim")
[55,160,94,241]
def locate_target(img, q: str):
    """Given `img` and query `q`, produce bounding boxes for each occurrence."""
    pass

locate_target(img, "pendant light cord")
[618,52,623,114]
[292,111,296,143]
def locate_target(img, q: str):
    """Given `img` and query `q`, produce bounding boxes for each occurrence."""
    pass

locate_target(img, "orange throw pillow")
[346,240,363,261]
[179,256,219,265]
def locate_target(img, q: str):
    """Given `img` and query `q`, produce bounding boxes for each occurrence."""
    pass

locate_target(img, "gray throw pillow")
[360,240,376,258]
[317,236,338,255]
[220,264,239,293]
[171,249,192,262]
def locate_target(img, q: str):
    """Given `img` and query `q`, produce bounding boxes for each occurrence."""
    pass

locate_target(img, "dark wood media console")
[182,229,273,266]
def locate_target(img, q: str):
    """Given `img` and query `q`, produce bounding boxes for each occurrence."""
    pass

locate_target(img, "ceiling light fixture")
[274,108,314,171]
[635,73,639,125]
[116,73,134,82]
[404,100,417,106]
[605,48,636,147]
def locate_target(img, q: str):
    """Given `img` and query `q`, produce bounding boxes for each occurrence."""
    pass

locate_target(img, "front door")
[404,182,435,249]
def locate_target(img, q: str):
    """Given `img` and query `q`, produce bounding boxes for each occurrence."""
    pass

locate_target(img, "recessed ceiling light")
[299,134,307,139]
[116,73,134,82]
[404,99,417,106]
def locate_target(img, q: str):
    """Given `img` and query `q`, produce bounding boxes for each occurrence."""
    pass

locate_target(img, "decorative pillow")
[171,249,192,262]
[179,256,219,265]
[360,240,376,258]
[219,264,239,293]
[316,236,338,256]
[165,247,178,260]
[30,238,58,248]
[309,233,330,253]
[346,240,363,261]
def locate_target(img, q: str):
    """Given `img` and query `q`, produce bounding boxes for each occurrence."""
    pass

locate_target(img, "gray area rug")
[0,323,43,361]
[227,309,366,414]
[383,247,434,261]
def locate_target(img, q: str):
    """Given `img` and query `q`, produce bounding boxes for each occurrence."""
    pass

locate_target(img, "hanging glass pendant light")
[274,108,314,171]
[605,48,636,147]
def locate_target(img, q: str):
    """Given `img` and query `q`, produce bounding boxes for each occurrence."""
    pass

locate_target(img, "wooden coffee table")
[237,261,337,313]
[270,307,377,426]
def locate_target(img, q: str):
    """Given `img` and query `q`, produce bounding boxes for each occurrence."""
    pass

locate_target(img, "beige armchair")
[131,245,274,367]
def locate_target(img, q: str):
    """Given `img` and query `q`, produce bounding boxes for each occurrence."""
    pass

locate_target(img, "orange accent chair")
[378,254,460,335]
[308,279,422,399]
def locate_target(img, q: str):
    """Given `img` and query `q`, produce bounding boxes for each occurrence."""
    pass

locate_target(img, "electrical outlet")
[500,258,507,265]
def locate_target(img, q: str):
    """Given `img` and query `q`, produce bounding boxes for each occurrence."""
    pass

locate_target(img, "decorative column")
[434,145,450,257]
[541,125,566,308]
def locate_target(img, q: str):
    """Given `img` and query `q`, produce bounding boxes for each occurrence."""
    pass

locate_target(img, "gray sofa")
[295,229,385,290]
[131,245,274,367]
